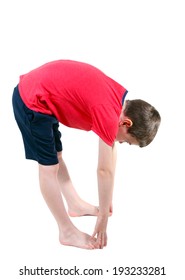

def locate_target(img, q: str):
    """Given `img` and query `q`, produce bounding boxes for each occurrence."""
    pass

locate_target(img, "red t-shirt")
[19,60,127,146]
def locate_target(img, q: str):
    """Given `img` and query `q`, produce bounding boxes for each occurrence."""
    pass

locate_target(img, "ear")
[123,118,133,128]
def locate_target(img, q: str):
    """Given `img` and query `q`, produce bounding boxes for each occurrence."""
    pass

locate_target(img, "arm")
[92,138,117,248]
[98,138,117,215]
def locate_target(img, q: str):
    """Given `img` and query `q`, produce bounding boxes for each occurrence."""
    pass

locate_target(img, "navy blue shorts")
[12,85,62,165]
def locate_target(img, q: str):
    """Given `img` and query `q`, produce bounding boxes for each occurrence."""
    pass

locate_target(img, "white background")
[0,0,184,279]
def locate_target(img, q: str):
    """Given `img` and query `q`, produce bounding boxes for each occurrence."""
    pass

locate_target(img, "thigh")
[12,85,62,165]
[28,110,62,165]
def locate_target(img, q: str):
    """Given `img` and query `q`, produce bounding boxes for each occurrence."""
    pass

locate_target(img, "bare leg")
[57,152,99,217]
[39,163,96,249]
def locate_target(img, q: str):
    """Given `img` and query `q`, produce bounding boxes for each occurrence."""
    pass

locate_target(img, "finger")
[101,234,106,249]
[93,236,101,249]
[89,235,97,248]
[91,230,97,240]
[88,242,95,249]
[99,233,107,249]
[98,233,103,249]
[95,233,103,249]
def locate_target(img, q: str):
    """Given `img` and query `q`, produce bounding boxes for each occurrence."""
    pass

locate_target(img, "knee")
[39,163,59,178]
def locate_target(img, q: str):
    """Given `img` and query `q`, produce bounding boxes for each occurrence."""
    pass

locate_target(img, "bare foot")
[68,201,99,217]
[68,201,113,217]
[59,228,96,249]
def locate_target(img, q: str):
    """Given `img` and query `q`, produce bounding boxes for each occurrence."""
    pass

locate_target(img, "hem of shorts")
[38,160,59,166]
[25,156,59,166]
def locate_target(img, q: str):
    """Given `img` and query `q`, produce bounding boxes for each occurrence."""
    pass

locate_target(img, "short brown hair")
[124,99,161,147]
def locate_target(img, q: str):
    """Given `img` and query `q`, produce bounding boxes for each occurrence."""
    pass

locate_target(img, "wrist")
[98,210,109,217]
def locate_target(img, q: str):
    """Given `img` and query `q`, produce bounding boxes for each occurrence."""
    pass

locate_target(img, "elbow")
[97,167,113,178]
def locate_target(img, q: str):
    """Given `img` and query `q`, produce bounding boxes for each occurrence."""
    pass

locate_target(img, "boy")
[12,60,161,249]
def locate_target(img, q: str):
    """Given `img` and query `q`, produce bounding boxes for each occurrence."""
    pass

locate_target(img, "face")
[116,119,139,146]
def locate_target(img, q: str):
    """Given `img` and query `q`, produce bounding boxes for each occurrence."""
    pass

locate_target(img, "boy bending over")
[12,60,161,249]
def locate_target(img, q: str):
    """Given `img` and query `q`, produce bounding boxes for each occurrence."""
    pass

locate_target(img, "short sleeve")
[91,104,119,146]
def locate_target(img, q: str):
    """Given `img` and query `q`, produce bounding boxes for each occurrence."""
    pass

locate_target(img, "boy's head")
[116,99,161,147]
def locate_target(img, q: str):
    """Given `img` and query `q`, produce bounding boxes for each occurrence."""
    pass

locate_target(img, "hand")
[91,214,108,249]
